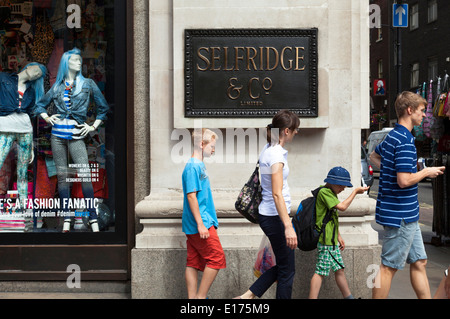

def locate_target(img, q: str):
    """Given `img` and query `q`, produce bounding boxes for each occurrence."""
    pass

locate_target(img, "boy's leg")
[309,244,329,299]
[372,263,397,299]
[407,222,430,299]
[185,235,204,298]
[197,267,220,299]
[410,259,431,299]
[329,248,352,298]
[185,266,199,299]
[186,227,226,299]
[309,273,323,299]
[334,269,352,298]
[373,220,417,299]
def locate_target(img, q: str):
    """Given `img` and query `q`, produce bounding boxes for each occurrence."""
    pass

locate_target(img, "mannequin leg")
[51,136,71,232]
[16,133,33,211]
[0,133,15,212]
[68,139,98,232]
[0,133,15,174]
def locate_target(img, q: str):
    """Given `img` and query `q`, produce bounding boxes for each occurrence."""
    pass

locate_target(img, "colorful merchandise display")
[0,0,115,233]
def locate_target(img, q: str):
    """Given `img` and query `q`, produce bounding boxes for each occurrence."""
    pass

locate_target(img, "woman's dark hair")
[266,110,300,144]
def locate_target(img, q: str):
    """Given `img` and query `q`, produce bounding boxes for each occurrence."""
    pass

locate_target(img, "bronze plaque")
[184,29,318,118]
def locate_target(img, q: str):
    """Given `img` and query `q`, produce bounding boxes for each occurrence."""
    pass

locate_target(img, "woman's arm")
[271,163,297,249]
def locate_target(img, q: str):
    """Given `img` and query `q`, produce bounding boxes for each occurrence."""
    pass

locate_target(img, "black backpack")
[292,187,337,251]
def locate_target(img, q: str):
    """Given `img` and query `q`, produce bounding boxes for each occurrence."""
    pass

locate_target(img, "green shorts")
[315,243,345,276]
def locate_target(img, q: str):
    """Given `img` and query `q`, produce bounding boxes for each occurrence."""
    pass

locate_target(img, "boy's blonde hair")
[395,91,427,118]
[192,128,218,146]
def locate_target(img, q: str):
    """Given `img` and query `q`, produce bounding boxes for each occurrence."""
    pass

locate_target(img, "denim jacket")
[34,78,109,124]
[0,72,36,117]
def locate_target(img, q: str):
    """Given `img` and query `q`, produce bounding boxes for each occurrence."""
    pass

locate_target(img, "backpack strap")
[313,187,339,247]
[327,247,344,270]
[319,207,335,247]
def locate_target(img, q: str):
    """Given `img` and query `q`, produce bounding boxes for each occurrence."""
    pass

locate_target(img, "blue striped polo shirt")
[375,124,419,228]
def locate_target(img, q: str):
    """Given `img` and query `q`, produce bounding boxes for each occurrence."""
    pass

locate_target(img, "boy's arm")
[186,192,210,239]
[397,166,445,188]
[338,232,345,251]
[335,187,368,212]
[369,151,381,169]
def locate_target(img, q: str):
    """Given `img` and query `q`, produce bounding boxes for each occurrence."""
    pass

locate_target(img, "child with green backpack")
[308,167,368,299]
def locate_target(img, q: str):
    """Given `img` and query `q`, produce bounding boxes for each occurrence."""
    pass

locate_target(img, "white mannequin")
[0,63,46,211]
[38,54,102,232]
[39,54,103,135]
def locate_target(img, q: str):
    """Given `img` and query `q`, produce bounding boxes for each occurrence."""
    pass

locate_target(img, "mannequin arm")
[77,119,103,137]
[40,113,61,126]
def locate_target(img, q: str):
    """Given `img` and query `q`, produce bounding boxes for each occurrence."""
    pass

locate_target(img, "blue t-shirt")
[181,158,218,235]
[375,124,419,227]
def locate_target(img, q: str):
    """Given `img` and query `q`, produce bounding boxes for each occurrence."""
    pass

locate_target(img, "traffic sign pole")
[393,2,407,94]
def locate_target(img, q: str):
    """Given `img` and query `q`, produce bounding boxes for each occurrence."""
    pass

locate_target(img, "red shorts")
[186,227,226,271]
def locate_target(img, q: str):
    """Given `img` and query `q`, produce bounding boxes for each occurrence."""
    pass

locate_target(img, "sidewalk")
[0,292,130,299]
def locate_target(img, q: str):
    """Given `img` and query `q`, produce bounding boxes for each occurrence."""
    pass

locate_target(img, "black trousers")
[250,214,295,299]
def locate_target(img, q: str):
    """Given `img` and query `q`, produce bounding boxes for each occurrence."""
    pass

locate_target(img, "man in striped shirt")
[370,91,445,299]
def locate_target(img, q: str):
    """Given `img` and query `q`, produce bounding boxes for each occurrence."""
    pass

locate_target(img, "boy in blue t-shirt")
[182,128,226,299]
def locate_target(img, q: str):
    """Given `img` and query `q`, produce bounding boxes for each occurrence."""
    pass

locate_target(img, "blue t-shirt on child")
[182,157,219,235]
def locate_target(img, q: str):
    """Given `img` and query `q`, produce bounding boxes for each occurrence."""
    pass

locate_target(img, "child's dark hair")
[266,110,300,144]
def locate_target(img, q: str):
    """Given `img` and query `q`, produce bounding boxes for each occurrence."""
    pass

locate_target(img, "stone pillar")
[131,0,381,299]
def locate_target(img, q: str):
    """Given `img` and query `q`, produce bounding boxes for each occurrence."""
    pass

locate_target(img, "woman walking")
[236,109,300,299]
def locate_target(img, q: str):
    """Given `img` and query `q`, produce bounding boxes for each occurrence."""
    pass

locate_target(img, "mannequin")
[34,48,109,232]
[0,62,46,212]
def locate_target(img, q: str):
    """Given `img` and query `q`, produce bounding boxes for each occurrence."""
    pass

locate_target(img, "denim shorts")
[381,220,427,270]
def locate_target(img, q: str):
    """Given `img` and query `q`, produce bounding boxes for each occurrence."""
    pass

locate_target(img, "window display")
[0,0,121,236]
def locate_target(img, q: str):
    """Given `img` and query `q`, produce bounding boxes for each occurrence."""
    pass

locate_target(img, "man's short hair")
[395,91,427,118]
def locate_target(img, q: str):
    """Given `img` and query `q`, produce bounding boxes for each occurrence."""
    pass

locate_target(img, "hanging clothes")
[423,80,434,138]
[430,76,445,140]
[414,82,427,141]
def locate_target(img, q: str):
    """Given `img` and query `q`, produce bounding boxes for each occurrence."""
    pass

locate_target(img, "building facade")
[370,0,450,156]
[0,0,381,298]
[132,0,379,299]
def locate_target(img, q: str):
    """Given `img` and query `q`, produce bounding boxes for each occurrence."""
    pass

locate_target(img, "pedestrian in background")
[433,266,450,299]
[370,91,445,299]
[235,110,300,299]
[182,128,226,299]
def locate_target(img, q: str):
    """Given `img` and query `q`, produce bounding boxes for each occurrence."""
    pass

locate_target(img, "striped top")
[51,118,83,140]
[375,124,419,228]
[51,82,83,140]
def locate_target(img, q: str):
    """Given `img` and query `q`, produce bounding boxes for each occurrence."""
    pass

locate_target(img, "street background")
[369,174,450,299]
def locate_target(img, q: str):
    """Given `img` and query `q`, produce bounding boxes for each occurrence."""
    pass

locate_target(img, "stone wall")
[131,0,380,299]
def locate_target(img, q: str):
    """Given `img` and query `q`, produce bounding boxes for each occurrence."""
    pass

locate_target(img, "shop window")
[377,59,383,79]
[411,62,420,88]
[0,0,126,244]
[427,0,438,23]
[410,3,419,31]
[428,57,438,81]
